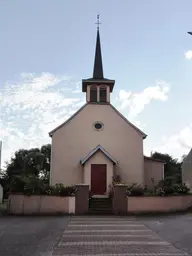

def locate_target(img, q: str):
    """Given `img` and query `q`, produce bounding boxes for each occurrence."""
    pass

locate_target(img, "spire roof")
[93,29,104,79]
[82,16,115,93]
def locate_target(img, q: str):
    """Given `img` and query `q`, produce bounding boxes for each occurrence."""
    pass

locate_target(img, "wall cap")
[75,184,90,186]
[114,184,127,187]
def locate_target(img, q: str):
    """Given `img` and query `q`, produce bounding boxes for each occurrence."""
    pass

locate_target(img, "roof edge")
[82,78,115,83]
[49,103,88,137]
[81,145,118,165]
[144,156,166,163]
[109,104,147,139]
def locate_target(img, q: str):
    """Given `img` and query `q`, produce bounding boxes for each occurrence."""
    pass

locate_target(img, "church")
[49,26,165,196]
[182,149,192,191]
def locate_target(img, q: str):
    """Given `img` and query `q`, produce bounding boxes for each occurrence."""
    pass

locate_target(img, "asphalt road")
[145,213,192,255]
[0,214,192,256]
[0,216,69,256]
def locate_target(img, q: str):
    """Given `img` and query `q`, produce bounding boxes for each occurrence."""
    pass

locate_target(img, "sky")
[1,0,192,168]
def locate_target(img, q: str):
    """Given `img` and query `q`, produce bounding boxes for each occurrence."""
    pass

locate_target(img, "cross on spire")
[93,16,103,79]
[95,14,101,30]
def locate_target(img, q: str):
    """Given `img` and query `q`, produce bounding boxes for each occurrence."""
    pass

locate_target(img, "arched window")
[99,86,107,102]
[90,86,97,102]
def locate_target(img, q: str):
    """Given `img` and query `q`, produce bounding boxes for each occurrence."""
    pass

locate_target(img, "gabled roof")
[182,148,192,165]
[49,104,87,137]
[109,104,147,139]
[80,145,118,165]
[144,156,165,163]
[49,103,147,138]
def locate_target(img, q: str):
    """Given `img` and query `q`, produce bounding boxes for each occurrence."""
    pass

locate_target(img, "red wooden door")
[91,164,107,195]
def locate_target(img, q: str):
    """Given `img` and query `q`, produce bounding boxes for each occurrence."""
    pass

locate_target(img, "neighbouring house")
[49,27,165,196]
[0,184,3,203]
[182,149,192,191]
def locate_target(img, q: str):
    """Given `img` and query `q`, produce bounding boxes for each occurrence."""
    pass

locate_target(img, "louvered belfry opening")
[82,23,115,102]
[90,86,97,102]
[99,86,107,103]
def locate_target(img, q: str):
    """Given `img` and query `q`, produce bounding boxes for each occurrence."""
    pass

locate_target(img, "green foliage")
[112,174,122,185]
[2,144,51,198]
[9,176,76,197]
[154,179,190,196]
[126,183,145,196]
[172,183,190,194]
[54,183,77,197]
[155,187,165,196]
[151,152,182,184]
[126,181,190,197]
[4,144,51,181]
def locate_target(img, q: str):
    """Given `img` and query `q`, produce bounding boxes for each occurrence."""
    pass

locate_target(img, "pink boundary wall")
[8,195,75,215]
[127,195,192,213]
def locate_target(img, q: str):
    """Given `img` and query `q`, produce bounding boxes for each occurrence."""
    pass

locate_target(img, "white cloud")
[0,73,83,168]
[153,124,192,160]
[185,50,192,60]
[0,75,176,169]
[72,90,81,93]
[118,80,169,118]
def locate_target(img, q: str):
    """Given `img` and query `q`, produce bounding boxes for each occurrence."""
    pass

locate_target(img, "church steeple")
[82,16,115,103]
[93,29,104,79]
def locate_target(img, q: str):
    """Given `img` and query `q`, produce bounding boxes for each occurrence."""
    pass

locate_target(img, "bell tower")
[82,15,115,104]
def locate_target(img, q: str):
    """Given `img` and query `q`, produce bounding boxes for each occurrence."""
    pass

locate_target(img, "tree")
[39,144,51,181]
[2,144,51,198]
[151,152,182,184]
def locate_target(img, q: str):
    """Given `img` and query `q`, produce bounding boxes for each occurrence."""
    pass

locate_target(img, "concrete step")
[88,209,113,215]
[89,206,112,210]
[89,198,112,215]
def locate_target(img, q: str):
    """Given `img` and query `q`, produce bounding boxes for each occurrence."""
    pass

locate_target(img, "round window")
[94,122,104,130]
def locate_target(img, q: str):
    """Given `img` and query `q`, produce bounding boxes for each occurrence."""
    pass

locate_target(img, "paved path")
[53,216,189,256]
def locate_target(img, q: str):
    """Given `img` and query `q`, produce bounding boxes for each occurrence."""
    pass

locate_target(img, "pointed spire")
[93,16,104,79]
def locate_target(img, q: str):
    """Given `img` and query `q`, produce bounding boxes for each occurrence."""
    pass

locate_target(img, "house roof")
[49,104,87,137]
[82,29,115,92]
[80,145,118,165]
[182,148,192,165]
[110,104,147,139]
[93,29,103,79]
[49,103,147,138]
[144,156,166,163]
[82,78,115,92]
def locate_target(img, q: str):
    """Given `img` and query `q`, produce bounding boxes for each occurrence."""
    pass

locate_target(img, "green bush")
[125,181,190,197]
[172,183,190,195]
[112,174,122,185]
[155,187,165,196]
[9,176,77,197]
[154,180,190,196]
[9,176,26,194]
[126,183,144,196]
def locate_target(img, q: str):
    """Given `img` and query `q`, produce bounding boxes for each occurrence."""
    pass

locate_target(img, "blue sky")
[1,0,192,167]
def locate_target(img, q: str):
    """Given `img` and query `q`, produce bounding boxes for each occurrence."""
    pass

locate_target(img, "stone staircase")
[89,197,113,215]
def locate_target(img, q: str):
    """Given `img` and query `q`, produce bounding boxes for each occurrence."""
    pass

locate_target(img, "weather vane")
[95,14,101,30]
